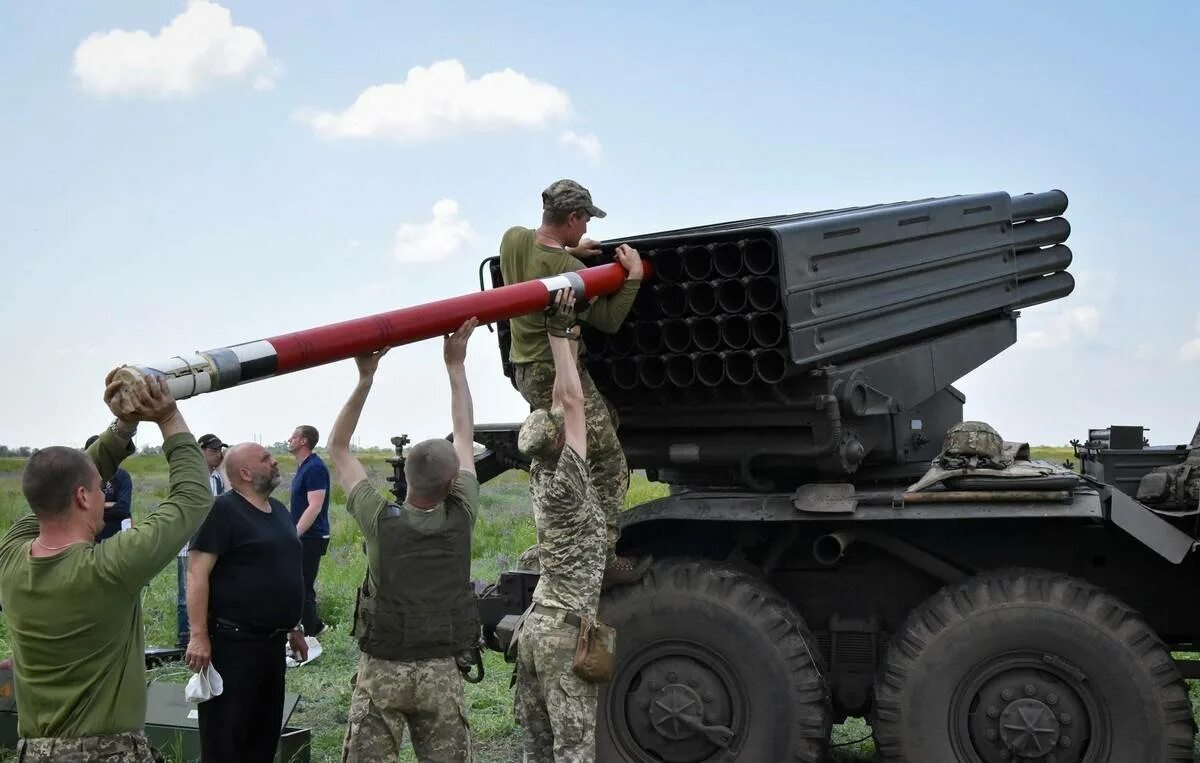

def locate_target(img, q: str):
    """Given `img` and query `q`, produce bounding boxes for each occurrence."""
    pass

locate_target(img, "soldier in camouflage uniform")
[16,734,160,763]
[500,179,651,586]
[326,320,483,763]
[514,291,609,762]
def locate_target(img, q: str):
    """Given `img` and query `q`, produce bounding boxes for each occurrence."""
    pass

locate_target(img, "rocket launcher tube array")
[123,259,650,403]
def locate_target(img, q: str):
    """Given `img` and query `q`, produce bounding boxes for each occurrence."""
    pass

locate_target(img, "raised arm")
[327,349,389,495]
[547,290,587,459]
[95,374,210,589]
[444,318,479,474]
[87,369,148,480]
[2,372,142,546]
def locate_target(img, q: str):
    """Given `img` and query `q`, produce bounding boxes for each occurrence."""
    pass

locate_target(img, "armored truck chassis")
[423,190,1200,762]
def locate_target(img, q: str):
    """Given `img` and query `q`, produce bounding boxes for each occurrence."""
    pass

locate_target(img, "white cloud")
[73,1,280,98]
[1178,338,1200,363]
[1172,312,1200,362]
[1021,306,1100,350]
[301,59,572,141]
[393,200,475,264]
[1072,269,1116,303]
[560,130,602,161]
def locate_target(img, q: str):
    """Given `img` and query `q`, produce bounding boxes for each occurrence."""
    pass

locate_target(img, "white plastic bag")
[285,636,322,668]
[184,665,224,704]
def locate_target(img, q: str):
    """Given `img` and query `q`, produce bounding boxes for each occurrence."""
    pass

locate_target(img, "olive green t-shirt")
[0,431,212,739]
[498,226,641,364]
[346,470,480,590]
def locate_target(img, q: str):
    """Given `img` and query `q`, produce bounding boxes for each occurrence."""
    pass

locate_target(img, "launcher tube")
[1010,190,1068,221]
[126,259,649,402]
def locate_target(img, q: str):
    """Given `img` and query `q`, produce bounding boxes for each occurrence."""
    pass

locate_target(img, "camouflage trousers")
[514,612,598,762]
[17,731,158,762]
[514,361,628,563]
[341,652,472,763]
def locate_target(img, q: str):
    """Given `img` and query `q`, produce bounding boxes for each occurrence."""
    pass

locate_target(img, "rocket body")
[125,260,645,402]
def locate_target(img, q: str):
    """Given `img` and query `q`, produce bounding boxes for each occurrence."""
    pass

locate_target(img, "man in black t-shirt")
[184,442,307,763]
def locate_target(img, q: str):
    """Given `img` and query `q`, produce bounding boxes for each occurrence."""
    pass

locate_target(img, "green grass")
[1029,445,1076,467]
[0,446,1193,761]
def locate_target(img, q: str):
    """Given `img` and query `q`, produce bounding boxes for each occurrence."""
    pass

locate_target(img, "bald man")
[185,443,308,763]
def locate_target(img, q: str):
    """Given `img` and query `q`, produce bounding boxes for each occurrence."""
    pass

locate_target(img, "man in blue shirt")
[287,424,331,638]
[85,434,132,541]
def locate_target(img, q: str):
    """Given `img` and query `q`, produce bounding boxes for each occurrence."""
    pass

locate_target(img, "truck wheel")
[596,559,830,762]
[872,569,1196,762]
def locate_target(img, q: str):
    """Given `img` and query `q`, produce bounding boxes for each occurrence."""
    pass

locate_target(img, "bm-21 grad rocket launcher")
[479,189,1075,490]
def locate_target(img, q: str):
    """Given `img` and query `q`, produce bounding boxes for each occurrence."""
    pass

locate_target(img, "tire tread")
[604,558,832,762]
[871,568,1196,762]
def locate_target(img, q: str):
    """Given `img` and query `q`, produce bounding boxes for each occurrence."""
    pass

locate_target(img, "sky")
[1,1,1198,451]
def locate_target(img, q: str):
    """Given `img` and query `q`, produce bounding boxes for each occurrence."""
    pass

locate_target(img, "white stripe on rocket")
[231,340,277,364]
[539,275,573,293]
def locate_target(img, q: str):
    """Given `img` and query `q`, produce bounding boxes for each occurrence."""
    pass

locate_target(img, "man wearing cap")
[198,434,230,497]
[513,290,608,761]
[178,434,228,647]
[499,179,650,587]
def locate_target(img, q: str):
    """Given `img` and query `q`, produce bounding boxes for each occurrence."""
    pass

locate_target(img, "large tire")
[596,559,830,762]
[872,569,1196,762]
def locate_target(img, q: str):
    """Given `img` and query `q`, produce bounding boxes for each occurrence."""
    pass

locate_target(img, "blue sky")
[1,1,1197,450]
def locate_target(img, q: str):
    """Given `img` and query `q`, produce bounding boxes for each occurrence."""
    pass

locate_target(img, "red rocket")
[121,259,647,402]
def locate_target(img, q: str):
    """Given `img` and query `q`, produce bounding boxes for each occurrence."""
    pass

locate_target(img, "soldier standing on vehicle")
[514,290,609,762]
[328,319,482,763]
[499,178,650,587]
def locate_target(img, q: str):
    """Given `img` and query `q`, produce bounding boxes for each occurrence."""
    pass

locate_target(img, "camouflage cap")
[542,179,606,219]
[518,408,566,460]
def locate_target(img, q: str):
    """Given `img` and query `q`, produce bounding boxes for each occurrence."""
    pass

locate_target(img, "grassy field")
[0,444,1191,761]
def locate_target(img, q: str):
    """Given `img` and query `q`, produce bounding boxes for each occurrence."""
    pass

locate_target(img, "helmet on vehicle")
[941,421,1004,460]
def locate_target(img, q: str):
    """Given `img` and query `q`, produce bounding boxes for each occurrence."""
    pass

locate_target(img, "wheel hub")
[617,646,743,763]
[649,683,705,740]
[952,653,1099,763]
[998,698,1060,757]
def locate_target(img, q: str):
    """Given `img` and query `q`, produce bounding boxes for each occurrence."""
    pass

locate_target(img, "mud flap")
[1109,489,1197,563]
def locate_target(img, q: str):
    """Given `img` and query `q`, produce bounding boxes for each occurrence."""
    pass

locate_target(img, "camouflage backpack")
[1136,421,1200,511]
[1137,464,1199,510]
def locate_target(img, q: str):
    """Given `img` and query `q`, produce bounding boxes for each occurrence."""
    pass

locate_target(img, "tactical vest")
[352,501,480,661]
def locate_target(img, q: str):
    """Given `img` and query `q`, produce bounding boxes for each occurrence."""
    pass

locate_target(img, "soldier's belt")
[532,603,583,628]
